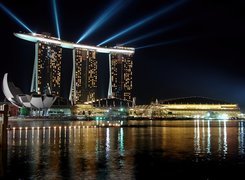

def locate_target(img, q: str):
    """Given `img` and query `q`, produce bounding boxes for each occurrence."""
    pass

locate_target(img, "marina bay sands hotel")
[14,33,135,105]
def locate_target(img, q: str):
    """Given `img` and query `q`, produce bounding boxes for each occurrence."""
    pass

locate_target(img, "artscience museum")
[2,73,56,110]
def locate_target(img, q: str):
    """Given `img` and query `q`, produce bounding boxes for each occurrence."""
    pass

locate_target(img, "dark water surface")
[2,120,245,179]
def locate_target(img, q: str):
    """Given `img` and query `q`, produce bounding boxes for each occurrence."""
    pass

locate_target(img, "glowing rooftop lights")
[52,0,61,40]
[76,0,126,43]
[0,3,33,33]
[97,0,187,46]
[15,32,135,54]
[121,21,187,46]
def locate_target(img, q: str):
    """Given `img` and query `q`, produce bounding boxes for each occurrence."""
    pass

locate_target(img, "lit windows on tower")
[109,51,133,100]
[15,32,135,104]
[32,41,62,96]
[69,48,97,104]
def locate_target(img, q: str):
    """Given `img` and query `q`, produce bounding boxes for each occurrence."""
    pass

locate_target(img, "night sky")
[1,0,245,111]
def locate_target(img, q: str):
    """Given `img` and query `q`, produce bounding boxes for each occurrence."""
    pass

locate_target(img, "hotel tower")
[108,47,133,101]
[31,38,62,96]
[69,48,97,104]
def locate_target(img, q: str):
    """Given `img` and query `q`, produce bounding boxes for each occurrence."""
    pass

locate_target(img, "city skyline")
[0,0,245,110]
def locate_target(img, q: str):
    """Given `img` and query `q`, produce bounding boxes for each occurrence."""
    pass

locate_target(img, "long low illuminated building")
[129,96,241,119]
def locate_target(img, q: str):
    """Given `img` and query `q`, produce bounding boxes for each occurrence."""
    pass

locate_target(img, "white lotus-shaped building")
[2,73,56,109]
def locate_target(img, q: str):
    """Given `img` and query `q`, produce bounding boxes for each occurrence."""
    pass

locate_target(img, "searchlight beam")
[97,0,187,46]
[52,0,61,39]
[76,0,126,43]
[136,38,189,50]
[0,3,33,33]
[121,20,187,46]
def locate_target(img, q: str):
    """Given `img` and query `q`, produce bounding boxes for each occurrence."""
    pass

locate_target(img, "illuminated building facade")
[31,40,62,96]
[14,33,135,105]
[108,48,133,101]
[129,97,242,119]
[69,48,97,104]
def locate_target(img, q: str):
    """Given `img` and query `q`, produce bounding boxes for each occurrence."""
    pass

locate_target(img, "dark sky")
[1,0,245,111]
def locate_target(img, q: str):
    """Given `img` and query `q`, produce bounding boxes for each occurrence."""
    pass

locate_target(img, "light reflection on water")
[194,120,230,160]
[4,120,245,179]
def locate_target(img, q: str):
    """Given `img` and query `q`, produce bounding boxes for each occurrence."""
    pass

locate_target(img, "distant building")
[69,48,97,104]
[129,96,242,119]
[31,40,62,96]
[92,97,132,107]
[108,48,133,101]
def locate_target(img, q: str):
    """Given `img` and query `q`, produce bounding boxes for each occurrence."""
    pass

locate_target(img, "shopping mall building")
[129,96,242,120]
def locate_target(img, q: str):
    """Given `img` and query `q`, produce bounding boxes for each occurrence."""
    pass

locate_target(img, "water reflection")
[223,120,228,156]
[4,120,245,179]
[193,120,232,158]
[239,121,245,155]
[194,120,200,154]
[118,128,124,155]
[106,128,110,159]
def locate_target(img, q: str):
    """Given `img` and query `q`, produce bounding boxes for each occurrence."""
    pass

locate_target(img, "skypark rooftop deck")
[14,32,135,54]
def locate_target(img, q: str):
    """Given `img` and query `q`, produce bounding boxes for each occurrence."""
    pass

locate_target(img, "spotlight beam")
[97,0,187,46]
[76,0,127,43]
[52,0,61,39]
[121,21,186,46]
[135,37,191,50]
[0,3,33,33]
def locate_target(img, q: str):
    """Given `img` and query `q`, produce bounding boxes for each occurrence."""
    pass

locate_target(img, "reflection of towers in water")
[108,53,133,100]
[31,42,62,96]
[69,48,97,104]
[238,121,245,155]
